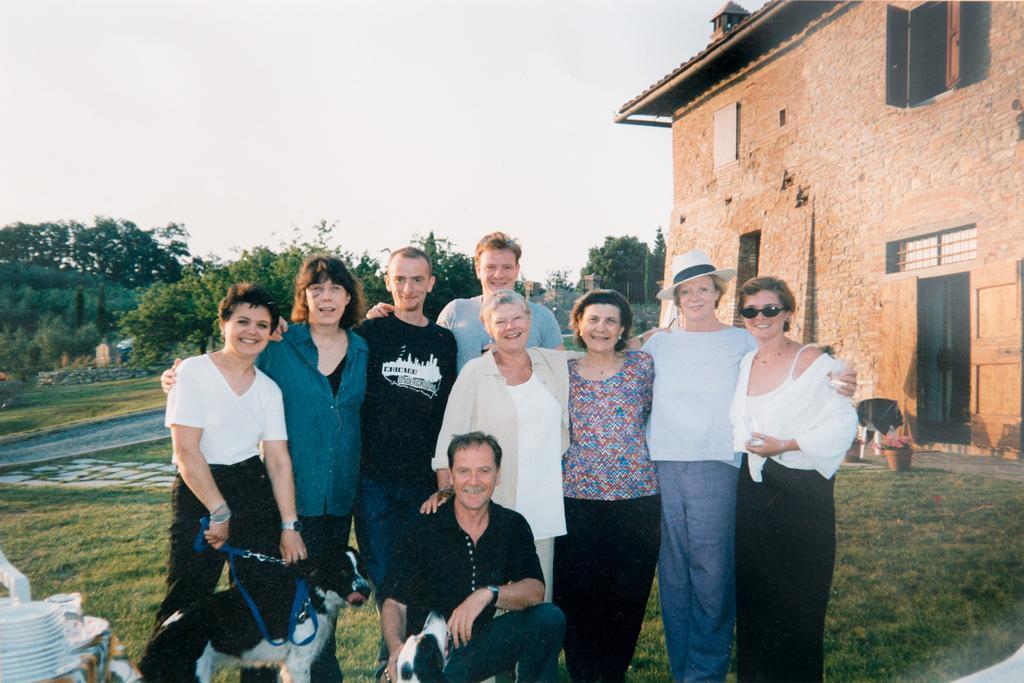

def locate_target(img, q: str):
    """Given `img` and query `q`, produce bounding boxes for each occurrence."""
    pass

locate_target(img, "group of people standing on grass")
[141,230,858,683]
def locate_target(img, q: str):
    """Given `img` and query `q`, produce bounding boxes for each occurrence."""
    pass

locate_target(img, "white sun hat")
[656,249,737,301]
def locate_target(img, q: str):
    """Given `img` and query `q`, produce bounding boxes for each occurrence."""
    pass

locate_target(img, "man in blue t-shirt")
[436,231,563,371]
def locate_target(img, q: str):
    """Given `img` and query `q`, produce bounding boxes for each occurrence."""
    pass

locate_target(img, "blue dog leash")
[193,516,318,646]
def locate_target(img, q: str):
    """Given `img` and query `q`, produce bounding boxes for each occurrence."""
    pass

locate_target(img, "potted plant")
[880,433,913,472]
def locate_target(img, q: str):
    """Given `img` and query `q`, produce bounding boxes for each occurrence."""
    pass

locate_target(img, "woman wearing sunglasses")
[729,276,857,682]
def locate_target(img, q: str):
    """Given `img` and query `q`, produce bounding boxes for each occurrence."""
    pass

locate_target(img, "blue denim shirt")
[256,324,367,517]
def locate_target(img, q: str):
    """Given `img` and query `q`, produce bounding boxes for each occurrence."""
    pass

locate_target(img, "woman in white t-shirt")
[144,283,307,659]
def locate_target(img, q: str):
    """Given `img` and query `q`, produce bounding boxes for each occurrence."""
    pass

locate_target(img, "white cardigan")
[729,350,857,483]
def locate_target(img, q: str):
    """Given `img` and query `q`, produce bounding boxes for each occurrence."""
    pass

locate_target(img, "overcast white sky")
[0,0,765,282]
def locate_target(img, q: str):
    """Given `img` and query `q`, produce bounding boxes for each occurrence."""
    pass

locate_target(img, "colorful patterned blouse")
[562,350,658,500]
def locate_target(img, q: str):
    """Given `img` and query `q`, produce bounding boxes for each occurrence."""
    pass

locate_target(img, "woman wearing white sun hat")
[638,250,750,682]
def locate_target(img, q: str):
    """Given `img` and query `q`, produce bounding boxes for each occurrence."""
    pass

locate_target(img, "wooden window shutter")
[713,102,739,169]
[946,1,961,88]
[909,2,949,105]
[886,5,909,107]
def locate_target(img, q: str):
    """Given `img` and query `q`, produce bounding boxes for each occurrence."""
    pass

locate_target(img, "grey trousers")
[656,460,739,683]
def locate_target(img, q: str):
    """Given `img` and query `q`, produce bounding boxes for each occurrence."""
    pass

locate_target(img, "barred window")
[886,225,976,273]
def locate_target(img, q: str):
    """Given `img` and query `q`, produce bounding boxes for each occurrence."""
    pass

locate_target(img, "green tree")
[413,232,478,320]
[0,221,75,269]
[0,327,40,380]
[0,218,191,287]
[95,283,108,333]
[649,226,666,299]
[32,317,100,367]
[545,269,576,292]
[120,276,212,366]
[74,285,85,327]
[580,235,651,303]
[118,229,478,362]
[350,251,387,310]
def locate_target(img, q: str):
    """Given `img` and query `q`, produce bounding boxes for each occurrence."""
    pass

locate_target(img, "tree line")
[0,217,192,288]
[0,218,668,378]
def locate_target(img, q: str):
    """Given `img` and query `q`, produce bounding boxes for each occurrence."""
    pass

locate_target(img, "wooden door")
[970,261,1023,452]
[879,276,919,435]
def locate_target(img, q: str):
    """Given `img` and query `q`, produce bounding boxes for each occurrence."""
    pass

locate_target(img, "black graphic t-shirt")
[356,315,457,486]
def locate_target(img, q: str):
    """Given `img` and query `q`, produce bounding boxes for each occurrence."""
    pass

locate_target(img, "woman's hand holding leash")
[279,530,307,565]
[204,518,230,549]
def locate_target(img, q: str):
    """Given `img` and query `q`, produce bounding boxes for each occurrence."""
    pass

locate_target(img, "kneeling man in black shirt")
[379,432,564,682]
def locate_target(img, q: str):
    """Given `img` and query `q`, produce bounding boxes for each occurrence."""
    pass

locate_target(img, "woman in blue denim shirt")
[163,254,367,683]
[255,254,367,682]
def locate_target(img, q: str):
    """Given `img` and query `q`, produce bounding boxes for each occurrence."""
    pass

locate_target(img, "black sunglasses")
[739,305,787,319]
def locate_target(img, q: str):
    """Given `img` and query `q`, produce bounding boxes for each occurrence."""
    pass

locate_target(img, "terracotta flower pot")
[883,447,913,472]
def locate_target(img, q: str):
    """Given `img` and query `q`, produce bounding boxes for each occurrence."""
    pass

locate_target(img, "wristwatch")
[281,519,303,532]
[487,585,500,605]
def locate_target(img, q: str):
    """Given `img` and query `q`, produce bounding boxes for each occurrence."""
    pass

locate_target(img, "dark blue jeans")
[298,513,353,683]
[443,603,565,683]
[354,477,436,589]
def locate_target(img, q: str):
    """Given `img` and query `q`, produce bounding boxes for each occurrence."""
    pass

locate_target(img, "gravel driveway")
[0,409,168,467]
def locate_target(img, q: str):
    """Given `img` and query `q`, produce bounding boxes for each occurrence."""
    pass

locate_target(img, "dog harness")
[193,516,319,647]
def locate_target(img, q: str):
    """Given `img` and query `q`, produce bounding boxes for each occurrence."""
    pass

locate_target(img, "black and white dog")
[395,612,450,682]
[140,548,371,683]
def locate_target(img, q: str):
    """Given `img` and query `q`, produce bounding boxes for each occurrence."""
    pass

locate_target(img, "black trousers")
[150,455,281,683]
[735,457,836,683]
[553,495,661,683]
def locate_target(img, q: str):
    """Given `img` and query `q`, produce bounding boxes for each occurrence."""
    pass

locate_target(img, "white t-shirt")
[165,355,289,466]
[506,374,567,540]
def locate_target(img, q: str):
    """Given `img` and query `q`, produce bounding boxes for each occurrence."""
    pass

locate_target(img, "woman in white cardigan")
[729,276,857,683]
[429,289,569,600]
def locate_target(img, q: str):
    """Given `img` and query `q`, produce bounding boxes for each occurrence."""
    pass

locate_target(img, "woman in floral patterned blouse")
[553,289,659,683]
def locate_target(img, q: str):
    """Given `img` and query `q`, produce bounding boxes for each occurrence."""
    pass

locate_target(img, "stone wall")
[36,367,159,386]
[662,2,1023,450]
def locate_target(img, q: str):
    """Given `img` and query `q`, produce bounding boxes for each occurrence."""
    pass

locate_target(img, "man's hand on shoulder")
[270,318,289,342]
[159,358,183,395]
[447,588,492,648]
[367,302,395,320]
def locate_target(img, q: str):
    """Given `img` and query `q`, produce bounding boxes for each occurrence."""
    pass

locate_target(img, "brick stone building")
[617,1,1023,456]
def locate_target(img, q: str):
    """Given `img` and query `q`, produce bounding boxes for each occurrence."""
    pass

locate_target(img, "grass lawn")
[1,458,1021,681]
[0,376,165,437]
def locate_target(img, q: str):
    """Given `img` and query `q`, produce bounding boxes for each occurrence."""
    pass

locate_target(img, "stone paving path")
[0,457,176,489]
[1,449,1019,493]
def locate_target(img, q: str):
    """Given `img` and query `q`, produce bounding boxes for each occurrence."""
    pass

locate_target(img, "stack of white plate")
[0,601,73,683]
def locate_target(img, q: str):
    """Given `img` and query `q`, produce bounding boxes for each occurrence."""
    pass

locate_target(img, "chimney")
[710,1,750,43]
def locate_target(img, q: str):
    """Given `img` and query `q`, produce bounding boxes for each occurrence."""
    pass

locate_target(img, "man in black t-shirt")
[355,246,457,591]
[380,433,564,683]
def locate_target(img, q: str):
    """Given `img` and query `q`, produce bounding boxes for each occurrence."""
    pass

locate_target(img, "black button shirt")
[380,501,542,637]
